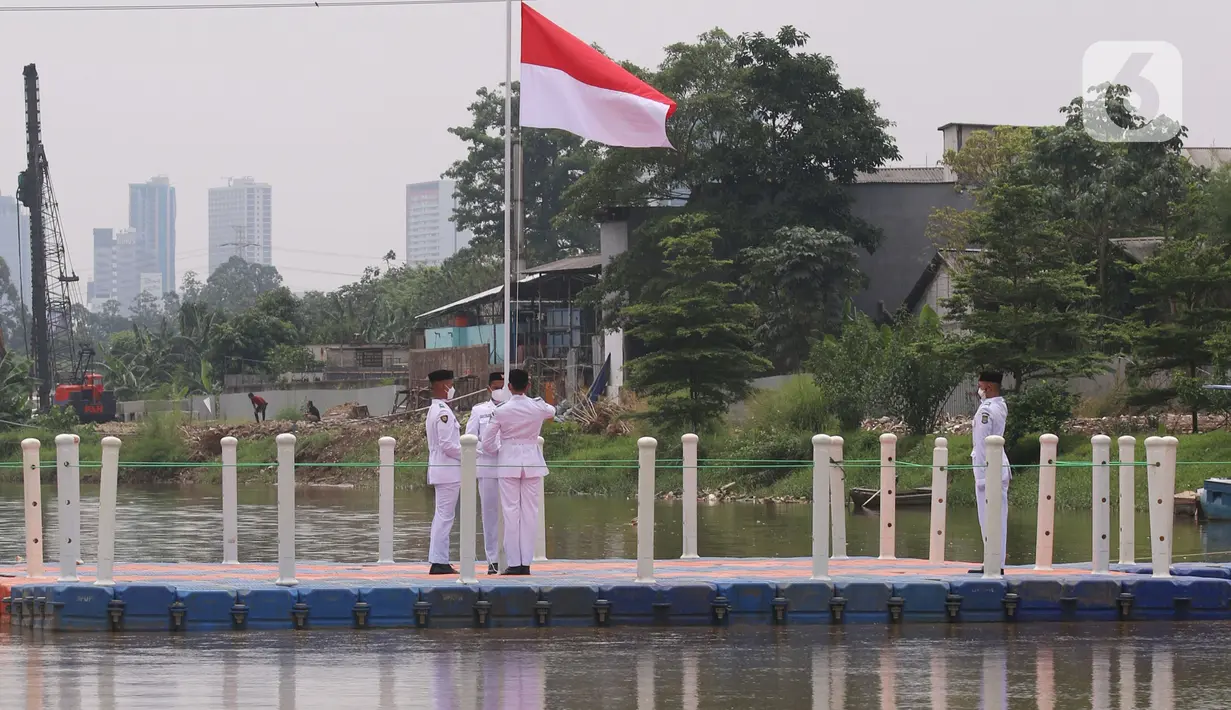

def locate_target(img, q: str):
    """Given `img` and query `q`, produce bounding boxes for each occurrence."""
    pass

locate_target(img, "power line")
[0,0,510,12]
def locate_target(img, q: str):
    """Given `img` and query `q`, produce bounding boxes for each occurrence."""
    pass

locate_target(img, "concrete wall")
[218,385,399,420]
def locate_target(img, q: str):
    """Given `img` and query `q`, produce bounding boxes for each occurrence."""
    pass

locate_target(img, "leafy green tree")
[267,343,322,375]
[883,306,964,435]
[619,214,769,434]
[129,291,163,330]
[740,226,864,372]
[0,352,31,425]
[196,257,284,313]
[805,308,890,431]
[0,256,29,356]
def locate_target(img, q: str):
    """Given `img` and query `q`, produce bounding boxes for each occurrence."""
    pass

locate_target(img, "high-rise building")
[90,227,156,314]
[128,176,176,295]
[208,177,272,276]
[91,227,117,309]
[0,193,31,305]
[405,179,473,266]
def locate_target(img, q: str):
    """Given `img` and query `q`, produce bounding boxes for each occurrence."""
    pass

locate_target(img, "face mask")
[977,388,987,401]
[491,387,510,404]
[446,386,456,400]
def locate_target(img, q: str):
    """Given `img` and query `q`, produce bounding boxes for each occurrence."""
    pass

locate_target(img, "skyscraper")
[405,179,473,266]
[91,227,117,309]
[128,176,176,295]
[90,227,146,313]
[208,177,272,276]
[0,193,31,305]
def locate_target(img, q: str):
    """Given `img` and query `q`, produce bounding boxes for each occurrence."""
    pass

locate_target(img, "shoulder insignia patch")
[981,413,989,424]
[440,414,449,424]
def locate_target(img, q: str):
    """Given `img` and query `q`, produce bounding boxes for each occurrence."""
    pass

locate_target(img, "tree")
[195,257,284,313]
[619,214,769,434]
[0,256,29,356]
[740,226,864,371]
[129,291,163,330]
[927,126,1036,251]
[806,308,891,430]
[883,307,964,435]
[444,82,600,264]
[944,183,1105,389]
[0,352,31,424]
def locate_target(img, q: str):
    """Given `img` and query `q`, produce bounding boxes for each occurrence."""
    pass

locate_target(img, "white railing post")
[221,436,239,564]
[811,435,831,580]
[1118,436,1136,566]
[459,434,478,584]
[681,433,699,559]
[275,433,297,586]
[829,436,847,559]
[55,433,81,583]
[878,433,897,560]
[1035,434,1059,571]
[21,438,44,577]
[636,437,657,583]
[377,436,395,564]
[95,437,121,587]
[1091,435,1111,574]
[1145,436,1178,578]
[929,437,949,564]
[534,436,547,562]
[983,435,1006,579]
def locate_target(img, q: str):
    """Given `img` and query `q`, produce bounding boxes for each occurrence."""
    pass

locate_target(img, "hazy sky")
[0,0,1225,294]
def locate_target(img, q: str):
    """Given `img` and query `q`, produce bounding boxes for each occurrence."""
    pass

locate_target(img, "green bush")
[883,307,965,435]
[274,406,303,421]
[1006,380,1075,452]
[743,375,832,436]
[807,309,890,430]
[35,405,80,433]
[124,413,189,464]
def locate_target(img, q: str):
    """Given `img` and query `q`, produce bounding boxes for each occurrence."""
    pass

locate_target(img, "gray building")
[208,177,272,276]
[129,176,176,295]
[90,227,148,313]
[0,193,30,305]
[91,227,117,309]
[405,179,473,266]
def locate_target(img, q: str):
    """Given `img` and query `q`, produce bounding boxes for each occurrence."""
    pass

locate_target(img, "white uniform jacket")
[426,398,461,485]
[480,394,555,479]
[971,396,1012,483]
[464,400,501,479]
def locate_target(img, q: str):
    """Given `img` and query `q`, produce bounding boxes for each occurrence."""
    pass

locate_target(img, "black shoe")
[429,563,457,575]
[487,562,499,575]
[501,565,530,576]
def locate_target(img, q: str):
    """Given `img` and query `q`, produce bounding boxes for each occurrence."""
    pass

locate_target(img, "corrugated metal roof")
[1111,237,1164,263]
[413,274,541,320]
[1184,147,1231,170]
[527,254,604,274]
[855,166,955,184]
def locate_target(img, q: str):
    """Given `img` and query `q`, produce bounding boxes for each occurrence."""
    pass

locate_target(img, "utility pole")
[512,128,527,276]
[19,64,50,410]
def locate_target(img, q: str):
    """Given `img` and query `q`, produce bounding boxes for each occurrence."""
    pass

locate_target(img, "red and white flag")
[520,4,677,149]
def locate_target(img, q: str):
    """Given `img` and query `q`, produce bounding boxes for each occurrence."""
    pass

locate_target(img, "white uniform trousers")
[478,478,501,563]
[428,482,460,564]
[499,475,543,567]
[975,476,1010,564]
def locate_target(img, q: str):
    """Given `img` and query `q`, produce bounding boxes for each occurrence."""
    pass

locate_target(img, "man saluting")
[425,369,461,575]
[481,368,555,575]
[971,370,1011,571]
[464,371,510,575]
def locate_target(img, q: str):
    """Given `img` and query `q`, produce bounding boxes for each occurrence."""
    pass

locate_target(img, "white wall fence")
[17,432,1181,584]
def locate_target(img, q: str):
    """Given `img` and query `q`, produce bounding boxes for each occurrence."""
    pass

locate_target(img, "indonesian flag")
[520,4,677,149]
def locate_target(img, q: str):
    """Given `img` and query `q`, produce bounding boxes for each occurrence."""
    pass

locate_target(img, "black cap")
[488,371,505,384]
[428,369,454,383]
[978,371,1003,385]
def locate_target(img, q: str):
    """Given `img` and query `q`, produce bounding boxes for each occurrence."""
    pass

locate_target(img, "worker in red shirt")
[248,392,268,422]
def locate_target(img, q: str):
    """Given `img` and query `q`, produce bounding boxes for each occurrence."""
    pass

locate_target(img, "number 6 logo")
[1082,41,1183,144]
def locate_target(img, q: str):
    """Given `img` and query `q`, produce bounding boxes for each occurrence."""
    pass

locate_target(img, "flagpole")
[501,0,514,380]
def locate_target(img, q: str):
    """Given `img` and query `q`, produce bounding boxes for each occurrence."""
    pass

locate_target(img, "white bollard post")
[829,436,847,559]
[95,437,121,587]
[377,436,395,564]
[221,436,239,564]
[274,433,298,586]
[983,435,1006,579]
[459,434,478,584]
[1118,436,1136,566]
[681,433,699,559]
[1149,436,1178,578]
[1035,434,1059,571]
[21,438,44,577]
[929,437,949,564]
[534,436,547,563]
[636,437,657,583]
[55,433,81,583]
[811,435,831,580]
[1091,435,1111,574]
[878,433,897,560]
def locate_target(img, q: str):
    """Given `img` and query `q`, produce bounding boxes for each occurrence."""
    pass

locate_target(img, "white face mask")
[491,387,511,404]
[446,386,456,400]
[977,388,987,401]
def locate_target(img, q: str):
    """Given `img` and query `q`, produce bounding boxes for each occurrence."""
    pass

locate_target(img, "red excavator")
[52,345,116,423]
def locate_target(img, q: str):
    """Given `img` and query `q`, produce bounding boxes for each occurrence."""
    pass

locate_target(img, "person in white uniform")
[464,371,510,575]
[425,369,461,575]
[480,368,555,575]
[971,370,1011,572]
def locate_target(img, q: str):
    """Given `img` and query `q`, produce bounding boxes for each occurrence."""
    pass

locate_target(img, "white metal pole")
[829,436,847,559]
[275,433,297,586]
[878,433,897,560]
[501,0,514,378]
[1161,436,1178,575]
[1035,433,1059,571]
[1118,436,1136,566]
[929,437,949,564]
[95,436,121,587]
[983,435,1006,579]
[55,433,80,583]
[534,436,547,562]
[221,436,239,564]
[811,434,831,580]
[459,434,478,584]
[1144,436,1169,578]
[636,437,657,583]
[21,438,44,577]
[1091,435,1111,574]
[681,433,699,559]
[377,436,395,564]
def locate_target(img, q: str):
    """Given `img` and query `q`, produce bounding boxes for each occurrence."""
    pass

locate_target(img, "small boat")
[849,487,933,509]
[1197,480,1231,519]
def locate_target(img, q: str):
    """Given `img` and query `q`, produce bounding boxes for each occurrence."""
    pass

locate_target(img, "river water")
[5,484,1231,709]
